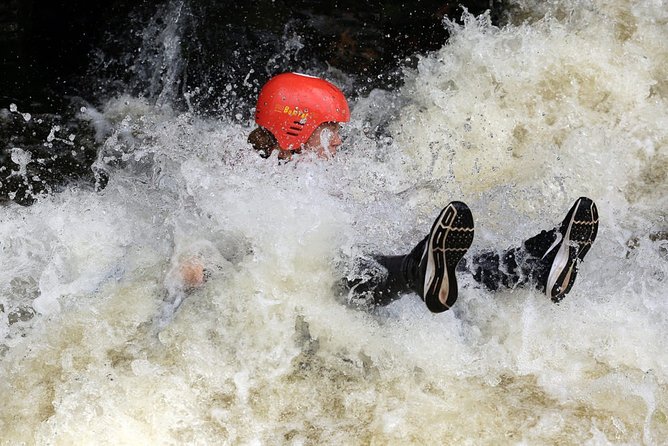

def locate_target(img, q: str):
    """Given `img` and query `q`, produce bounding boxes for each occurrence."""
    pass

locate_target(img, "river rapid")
[1,0,667,444]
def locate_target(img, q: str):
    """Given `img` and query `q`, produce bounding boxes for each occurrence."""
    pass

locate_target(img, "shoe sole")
[424,201,475,312]
[546,197,599,302]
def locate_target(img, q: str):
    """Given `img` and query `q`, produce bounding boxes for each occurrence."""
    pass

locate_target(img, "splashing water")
[1,0,667,444]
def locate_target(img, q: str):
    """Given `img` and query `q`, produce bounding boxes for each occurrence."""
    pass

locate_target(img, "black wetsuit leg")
[342,228,558,309]
[457,229,558,293]
[342,237,427,309]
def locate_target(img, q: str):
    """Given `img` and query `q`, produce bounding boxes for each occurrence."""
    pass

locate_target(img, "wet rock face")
[2,0,499,111]
[1,0,500,205]
[0,107,100,206]
[179,0,499,116]
[0,0,147,111]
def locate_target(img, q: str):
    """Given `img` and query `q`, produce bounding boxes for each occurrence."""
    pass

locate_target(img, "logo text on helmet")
[276,105,309,121]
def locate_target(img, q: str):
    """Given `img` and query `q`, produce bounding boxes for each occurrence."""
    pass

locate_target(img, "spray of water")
[1,0,667,444]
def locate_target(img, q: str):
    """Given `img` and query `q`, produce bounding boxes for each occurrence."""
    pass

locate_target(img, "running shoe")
[421,201,475,312]
[544,197,599,302]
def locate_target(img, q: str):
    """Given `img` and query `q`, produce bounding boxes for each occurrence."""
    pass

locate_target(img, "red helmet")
[254,73,350,150]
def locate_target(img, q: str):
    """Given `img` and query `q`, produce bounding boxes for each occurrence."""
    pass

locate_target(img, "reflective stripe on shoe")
[545,197,599,302]
[423,201,475,313]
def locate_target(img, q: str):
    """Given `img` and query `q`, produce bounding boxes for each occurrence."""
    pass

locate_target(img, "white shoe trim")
[546,200,579,297]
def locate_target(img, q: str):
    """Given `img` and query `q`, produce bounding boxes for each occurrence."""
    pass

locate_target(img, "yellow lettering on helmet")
[277,106,310,122]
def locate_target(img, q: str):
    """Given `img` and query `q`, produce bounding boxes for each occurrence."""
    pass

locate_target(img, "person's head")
[249,73,349,160]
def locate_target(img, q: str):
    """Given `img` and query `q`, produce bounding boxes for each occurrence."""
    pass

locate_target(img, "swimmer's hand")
[179,257,206,289]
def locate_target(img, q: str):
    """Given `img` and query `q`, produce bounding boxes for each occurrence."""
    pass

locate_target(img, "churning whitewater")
[1,0,667,444]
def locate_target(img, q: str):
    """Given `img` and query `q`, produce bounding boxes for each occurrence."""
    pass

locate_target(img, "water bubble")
[46,126,60,143]
[22,113,31,122]
[80,106,87,113]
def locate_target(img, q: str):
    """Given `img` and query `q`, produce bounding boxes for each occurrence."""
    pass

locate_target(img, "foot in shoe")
[545,197,599,302]
[422,201,475,313]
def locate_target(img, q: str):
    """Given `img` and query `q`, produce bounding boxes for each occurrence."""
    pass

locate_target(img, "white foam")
[1,1,667,444]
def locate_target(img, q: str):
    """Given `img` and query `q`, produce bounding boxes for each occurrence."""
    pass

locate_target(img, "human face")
[302,122,343,159]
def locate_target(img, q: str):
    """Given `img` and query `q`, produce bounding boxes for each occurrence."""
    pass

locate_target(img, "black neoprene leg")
[343,226,559,309]
[343,237,427,309]
[457,229,557,292]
